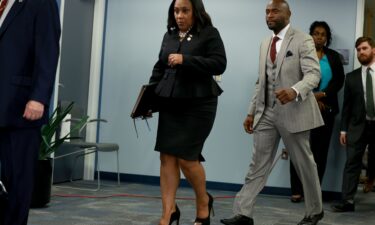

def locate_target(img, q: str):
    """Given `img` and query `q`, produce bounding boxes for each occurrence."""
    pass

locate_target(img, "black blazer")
[340,68,367,145]
[319,47,345,114]
[149,26,226,98]
[0,0,60,127]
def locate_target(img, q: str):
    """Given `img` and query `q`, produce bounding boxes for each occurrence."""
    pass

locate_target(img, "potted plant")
[31,102,88,208]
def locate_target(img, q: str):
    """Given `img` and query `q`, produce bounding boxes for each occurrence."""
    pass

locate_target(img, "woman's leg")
[179,159,209,219]
[159,153,180,225]
[310,112,335,183]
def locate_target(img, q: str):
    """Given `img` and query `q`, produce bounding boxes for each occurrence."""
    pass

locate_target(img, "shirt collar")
[362,62,375,74]
[272,24,290,40]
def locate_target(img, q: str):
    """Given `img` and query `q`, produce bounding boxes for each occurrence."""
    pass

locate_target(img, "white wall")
[99,0,358,192]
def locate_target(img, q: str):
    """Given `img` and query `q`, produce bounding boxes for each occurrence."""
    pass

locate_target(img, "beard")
[266,20,286,33]
[358,53,374,65]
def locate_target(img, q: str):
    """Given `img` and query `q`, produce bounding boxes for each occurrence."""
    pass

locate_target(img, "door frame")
[84,0,107,180]
[354,0,365,69]
[53,0,106,180]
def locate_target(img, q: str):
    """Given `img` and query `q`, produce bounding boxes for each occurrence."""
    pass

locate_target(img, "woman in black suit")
[289,21,345,202]
[149,0,226,224]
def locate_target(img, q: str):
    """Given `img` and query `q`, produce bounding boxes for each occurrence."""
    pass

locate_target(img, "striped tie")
[0,0,8,19]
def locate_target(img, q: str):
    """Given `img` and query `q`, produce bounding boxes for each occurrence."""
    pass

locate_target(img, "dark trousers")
[367,145,375,181]
[0,127,40,225]
[342,121,375,200]
[290,110,335,195]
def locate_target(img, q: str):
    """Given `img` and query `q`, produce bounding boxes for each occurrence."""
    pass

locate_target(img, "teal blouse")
[318,55,332,91]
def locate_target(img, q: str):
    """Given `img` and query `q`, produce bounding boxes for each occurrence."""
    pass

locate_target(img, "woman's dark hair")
[309,21,332,47]
[167,0,213,32]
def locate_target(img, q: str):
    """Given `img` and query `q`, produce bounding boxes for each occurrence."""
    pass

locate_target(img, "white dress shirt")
[0,0,16,28]
[272,23,290,54]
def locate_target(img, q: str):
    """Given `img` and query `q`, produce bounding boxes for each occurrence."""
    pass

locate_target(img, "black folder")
[130,83,159,119]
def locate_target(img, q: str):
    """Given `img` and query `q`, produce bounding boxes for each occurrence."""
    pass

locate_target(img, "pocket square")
[286,50,293,57]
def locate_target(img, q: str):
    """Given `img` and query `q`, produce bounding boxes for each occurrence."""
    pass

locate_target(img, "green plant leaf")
[39,102,89,160]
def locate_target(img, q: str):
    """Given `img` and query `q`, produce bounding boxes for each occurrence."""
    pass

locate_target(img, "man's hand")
[23,100,44,121]
[314,92,326,101]
[243,115,254,134]
[275,88,297,105]
[340,133,347,146]
[317,100,326,111]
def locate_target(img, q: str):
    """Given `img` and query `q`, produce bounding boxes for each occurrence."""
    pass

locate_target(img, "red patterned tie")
[270,36,280,64]
[0,0,8,19]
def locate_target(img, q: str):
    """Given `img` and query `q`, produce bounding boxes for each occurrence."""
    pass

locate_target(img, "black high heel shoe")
[169,205,180,225]
[194,192,214,225]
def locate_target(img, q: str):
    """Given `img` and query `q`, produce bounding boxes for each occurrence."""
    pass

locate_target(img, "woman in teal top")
[318,55,333,92]
[290,21,345,203]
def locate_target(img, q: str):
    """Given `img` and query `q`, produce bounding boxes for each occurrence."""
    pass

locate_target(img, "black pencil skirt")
[154,96,218,161]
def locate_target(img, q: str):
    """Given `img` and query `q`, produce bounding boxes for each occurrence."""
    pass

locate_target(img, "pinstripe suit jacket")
[248,27,324,133]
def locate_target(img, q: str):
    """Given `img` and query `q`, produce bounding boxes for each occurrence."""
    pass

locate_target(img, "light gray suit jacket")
[248,27,324,133]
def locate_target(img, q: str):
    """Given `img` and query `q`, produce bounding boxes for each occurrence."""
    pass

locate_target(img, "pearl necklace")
[179,27,192,40]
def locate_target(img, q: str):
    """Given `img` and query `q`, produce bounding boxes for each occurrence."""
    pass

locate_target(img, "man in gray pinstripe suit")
[221,1,324,225]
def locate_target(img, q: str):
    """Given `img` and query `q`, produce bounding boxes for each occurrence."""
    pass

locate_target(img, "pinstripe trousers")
[233,107,322,217]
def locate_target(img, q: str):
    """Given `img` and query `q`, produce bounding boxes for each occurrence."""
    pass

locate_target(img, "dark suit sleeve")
[182,27,226,75]
[340,75,352,132]
[30,0,61,105]
[324,48,345,97]
[149,33,167,83]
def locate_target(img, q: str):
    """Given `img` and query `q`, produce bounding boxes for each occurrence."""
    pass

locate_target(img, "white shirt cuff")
[291,87,300,102]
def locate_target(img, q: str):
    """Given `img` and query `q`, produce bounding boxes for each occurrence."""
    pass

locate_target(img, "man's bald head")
[267,0,290,12]
[266,0,291,34]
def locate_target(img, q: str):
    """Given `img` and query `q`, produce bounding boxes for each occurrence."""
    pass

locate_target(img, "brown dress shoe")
[363,178,374,193]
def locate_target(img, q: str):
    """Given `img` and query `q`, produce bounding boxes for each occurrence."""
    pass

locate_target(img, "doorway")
[364,0,375,37]
[53,0,96,183]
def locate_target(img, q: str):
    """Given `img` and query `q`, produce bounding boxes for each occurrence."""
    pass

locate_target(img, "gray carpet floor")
[29,181,375,225]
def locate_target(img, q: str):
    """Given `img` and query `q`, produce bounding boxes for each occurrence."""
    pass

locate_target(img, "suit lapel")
[349,68,365,109]
[0,0,26,39]
[275,28,294,78]
[356,68,365,99]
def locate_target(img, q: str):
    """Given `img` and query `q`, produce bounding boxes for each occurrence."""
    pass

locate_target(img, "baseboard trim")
[98,172,341,200]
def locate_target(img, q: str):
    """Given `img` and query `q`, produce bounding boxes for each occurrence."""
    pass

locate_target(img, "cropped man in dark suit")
[0,0,60,224]
[221,1,324,225]
[332,37,375,212]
